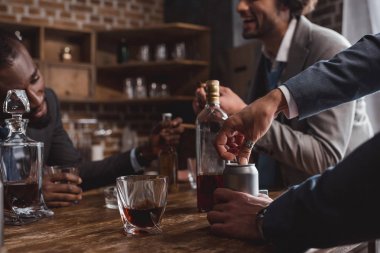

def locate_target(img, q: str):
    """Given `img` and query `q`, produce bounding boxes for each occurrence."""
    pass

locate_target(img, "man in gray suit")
[195,0,372,188]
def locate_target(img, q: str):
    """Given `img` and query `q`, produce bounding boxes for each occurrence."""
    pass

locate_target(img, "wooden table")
[4,187,275,253]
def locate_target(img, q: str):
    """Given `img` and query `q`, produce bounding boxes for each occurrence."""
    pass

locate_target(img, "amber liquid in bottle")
[196,80,228,212]
[159,113,179,192]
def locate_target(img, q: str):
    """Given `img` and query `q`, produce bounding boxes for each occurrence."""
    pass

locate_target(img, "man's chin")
[242,32,261,39]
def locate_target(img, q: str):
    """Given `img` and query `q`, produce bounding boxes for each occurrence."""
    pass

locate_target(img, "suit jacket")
[5,88,138,190]
[248,16,372,186]
[263,34,380,252]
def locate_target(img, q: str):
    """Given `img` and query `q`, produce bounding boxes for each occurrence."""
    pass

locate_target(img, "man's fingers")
[237,139,254,165]
[44,183,82,194]
[207,211,229,224]
[209,223,230,237]
[213,188,239,203]
[47,173,82,185]
[44,192,82,202]
[46,201,74,208]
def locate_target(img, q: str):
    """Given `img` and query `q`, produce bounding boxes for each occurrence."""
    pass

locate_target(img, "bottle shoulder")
[196,107,227,123]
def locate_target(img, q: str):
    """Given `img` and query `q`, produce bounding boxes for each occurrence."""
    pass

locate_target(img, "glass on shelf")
[160,83,169,97]
[155,44,167,61]
[172,42,186,60]
[124,78,134,99]
[135,77,147,98]
[149,82,158,98]
[138,45,150,62]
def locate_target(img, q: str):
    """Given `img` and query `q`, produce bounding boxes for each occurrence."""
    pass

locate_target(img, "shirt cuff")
[278,85,299,119]
[130,148,144,173]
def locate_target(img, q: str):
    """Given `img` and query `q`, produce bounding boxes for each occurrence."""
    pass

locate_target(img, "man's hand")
[207,188,272,241]
[150,117,185,156]
[215,88,288,164]
[43,173,83,207]
[193,84,247,115]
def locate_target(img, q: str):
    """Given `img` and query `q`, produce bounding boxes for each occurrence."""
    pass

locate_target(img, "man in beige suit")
[194,0,373,188]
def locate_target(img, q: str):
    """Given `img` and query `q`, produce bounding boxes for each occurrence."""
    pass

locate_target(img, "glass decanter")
[0,89,53,225]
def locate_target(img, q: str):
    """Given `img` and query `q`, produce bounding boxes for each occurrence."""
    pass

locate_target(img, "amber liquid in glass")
[123,200,164,229]
[4,182,39,210]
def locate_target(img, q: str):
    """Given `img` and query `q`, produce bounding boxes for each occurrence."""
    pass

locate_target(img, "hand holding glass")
[45,165,82,205]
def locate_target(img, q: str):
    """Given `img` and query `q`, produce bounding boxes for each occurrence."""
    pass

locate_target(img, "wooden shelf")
[44,61,93,68]
[97,59,208,73]
[96,23,210,45]
[60,95,194,104]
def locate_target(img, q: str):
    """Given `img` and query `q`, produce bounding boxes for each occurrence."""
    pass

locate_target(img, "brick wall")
[309,0,343,33]
[0,0,164,30]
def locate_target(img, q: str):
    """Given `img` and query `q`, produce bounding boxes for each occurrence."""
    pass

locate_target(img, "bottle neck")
[206,100,221,108]
[5,117,28,136]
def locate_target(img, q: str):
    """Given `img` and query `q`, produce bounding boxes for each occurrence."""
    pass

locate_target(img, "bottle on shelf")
[158,113,178,193]
[195,80,228,212]
[117,38,129,64]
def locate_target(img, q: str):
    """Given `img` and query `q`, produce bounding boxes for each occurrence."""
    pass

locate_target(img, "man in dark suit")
[194,0,373,188]
[0,30,184,207]
[208,33,380,252]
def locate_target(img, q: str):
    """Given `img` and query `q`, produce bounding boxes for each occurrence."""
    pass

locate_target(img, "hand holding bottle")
[150,116,184,156]
[215,88,289,164]
[193,84,247,116]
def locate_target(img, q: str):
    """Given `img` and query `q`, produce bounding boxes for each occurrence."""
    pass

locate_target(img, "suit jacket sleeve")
[284,33,380,119]
[262,133,380,252]
[45,89,138,191]
[256,101,355,175]
[45,89,82,166]
[79,151,138,191]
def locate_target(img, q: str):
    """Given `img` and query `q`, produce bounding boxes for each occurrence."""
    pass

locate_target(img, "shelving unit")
[96,23,210,98]
[0,21,96,99]
[0,21,209,102]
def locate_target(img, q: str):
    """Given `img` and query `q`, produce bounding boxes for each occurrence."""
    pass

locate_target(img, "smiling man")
[195,0,372,189]
[0,30,184,208]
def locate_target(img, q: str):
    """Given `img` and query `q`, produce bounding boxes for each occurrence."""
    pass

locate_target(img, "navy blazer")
[263,33,380,252]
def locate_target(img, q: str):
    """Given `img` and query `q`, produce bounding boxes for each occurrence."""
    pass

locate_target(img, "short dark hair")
[0,29,22,68]
[278,0,318,16]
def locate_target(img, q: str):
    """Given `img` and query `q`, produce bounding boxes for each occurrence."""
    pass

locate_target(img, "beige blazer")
[248,16,373,186]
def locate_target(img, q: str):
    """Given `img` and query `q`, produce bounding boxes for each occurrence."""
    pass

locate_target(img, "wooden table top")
[4,186,275,253]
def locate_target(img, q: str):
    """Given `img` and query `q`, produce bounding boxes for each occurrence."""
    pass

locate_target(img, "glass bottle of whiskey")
[0,89,53,225]
[195,80,228,212]
[158,113,178,192]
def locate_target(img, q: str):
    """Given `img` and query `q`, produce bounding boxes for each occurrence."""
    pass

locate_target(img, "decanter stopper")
[3,89,30,116]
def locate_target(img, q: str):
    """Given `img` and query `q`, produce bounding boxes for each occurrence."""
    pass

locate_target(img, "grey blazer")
[248,16,373,186]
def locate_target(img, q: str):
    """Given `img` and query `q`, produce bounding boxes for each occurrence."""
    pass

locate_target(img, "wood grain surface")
[4,186,274,253]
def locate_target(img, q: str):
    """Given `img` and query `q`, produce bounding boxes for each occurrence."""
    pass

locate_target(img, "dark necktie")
[257,59,286,189]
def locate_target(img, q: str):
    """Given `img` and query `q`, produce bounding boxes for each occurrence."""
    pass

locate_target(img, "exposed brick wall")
[0,0,164,30]
[309,0,343,33]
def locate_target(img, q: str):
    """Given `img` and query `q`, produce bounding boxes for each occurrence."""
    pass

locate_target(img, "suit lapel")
[281,16,312,83]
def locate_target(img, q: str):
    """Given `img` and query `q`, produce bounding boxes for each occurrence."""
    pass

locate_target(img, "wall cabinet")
[0,21,96,100]
[0,22,209,106]
[96,23,210,100]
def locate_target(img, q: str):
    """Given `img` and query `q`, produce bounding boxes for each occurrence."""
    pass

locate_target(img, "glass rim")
[116,175,168,182]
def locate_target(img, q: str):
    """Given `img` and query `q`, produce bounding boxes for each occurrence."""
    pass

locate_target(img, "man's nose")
[26,88,44,107]
[237,0,249,14]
